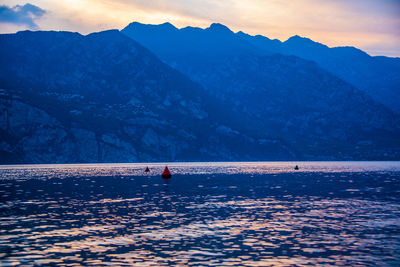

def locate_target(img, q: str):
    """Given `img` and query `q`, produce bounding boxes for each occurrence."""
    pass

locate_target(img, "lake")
[1,162,400,266]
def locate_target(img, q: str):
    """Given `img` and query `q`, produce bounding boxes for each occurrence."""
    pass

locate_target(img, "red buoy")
[162,166,171,179]
[145,166,150,173]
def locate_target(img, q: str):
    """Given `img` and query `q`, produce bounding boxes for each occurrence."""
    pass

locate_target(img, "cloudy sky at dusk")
[0,0,399,57]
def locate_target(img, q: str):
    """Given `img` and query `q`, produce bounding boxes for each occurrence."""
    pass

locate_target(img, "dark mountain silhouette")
[0,26,399,163]
[123,22,400,114]
[238,32,400,113]
[0,30,289,163]
[122,22,400,160]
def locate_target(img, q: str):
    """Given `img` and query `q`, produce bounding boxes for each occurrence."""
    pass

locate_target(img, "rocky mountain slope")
[123,22,400,114]
[239,32,400,114]
[0,30,289,163]
[122,22,400,160]
[0,27,399,163]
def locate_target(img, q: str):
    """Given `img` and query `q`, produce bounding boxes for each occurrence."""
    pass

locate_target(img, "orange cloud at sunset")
[0,0,399,56]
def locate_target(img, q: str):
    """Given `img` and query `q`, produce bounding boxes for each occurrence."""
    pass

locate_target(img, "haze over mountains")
[123,22,400,113]
[240,33,400,114]
[0,22,399,163]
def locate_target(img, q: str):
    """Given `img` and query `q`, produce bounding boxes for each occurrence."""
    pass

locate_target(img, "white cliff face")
[0,99,71,163]
[3,100,62,133]
[0,99,140,163]
[1,29,399,163]
[141,128,159,149]
[70,128,99,162]
[100,134,137,163]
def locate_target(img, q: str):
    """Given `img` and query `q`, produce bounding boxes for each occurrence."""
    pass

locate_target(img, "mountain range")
[122,22,400,114]
[0,22,399,163]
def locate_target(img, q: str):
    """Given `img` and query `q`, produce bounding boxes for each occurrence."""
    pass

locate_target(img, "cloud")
[0,0,398,56]
[0,3,46,29]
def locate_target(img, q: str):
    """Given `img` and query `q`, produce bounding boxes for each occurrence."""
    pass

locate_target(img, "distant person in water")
[145,166,150,173]
[294,165,299,170]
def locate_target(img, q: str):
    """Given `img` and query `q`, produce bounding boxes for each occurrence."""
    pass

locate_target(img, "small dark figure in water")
[162,166,172,179]
[145,166,150,173]
[294,165,299,170]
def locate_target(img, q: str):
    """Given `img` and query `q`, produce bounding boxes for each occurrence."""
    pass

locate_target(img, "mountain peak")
[286,35,313,43]
[236,31,248,37]
[285,35,327,49]
[159,22,178,30]
[206,23,233,34]
[123,21,178,32]
[88,29,120,36]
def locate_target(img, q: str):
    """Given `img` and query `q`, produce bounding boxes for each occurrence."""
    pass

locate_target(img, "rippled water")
[1,162,400,266]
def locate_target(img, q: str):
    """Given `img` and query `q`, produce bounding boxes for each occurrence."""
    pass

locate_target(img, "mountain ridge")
[123,22,400,113]
[0,29,305,163]
[121,21,400,159]
[0,26,399,163]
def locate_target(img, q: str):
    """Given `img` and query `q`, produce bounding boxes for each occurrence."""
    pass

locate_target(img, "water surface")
[1,162,399,266]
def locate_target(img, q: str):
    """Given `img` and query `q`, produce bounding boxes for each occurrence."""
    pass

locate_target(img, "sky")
[0,0,399,57]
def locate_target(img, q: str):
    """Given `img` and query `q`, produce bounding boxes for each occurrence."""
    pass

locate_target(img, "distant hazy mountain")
[123,22,400,114]
[237,33,400,114]
[0,27,399,163]
[122,22,400,159]
[122,22,259,71]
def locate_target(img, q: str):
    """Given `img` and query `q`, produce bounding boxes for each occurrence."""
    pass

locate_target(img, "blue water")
[1,162,400,266]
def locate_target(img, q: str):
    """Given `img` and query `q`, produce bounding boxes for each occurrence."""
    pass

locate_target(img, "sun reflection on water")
[0,162,400,265]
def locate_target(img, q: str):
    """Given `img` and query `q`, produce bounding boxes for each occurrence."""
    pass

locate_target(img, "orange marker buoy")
[162,166,171,179]
[145,167,150,173]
